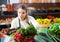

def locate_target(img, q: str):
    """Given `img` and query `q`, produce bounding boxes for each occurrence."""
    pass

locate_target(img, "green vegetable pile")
[34,23,60,42]
[34,16,42,19]
[17,23,37,37]
[48,23,60,39]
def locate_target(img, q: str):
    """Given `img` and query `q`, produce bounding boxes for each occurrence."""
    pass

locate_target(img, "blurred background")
[0,0,60,34]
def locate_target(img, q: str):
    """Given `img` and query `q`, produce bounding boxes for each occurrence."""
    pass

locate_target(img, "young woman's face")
[18,8,27,21]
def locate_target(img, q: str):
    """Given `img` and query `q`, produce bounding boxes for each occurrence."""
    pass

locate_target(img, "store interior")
[0,0,60,42]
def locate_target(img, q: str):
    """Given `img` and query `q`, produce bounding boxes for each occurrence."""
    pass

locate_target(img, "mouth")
[20,16,25,20]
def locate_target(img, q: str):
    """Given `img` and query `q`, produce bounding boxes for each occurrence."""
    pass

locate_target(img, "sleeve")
[29,16,40,29]
[10,19,17,29]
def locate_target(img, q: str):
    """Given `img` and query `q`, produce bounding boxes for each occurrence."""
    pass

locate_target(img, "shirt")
[10,15,40,29]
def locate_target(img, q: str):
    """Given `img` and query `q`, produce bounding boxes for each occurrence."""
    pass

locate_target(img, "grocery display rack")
[0,3,60,28]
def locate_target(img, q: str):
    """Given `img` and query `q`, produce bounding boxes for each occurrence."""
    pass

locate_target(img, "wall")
[0,0,7,5]
[10,0,20,4]
[56,0,60,3]
[19,0,56,3]
[0,0,60,5]
[9,0,57,4]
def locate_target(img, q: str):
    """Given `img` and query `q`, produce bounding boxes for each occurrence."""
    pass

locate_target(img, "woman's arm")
[10,20,17,29]
[29,16,40,29]
[10,17,19,29]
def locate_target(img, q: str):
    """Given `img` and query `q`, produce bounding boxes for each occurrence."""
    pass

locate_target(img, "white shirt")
[10,16,40,29]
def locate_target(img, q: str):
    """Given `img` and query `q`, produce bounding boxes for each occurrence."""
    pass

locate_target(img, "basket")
[40,24,52,28]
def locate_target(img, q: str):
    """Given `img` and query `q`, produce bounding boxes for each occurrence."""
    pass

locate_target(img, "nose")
[20,13,23,16]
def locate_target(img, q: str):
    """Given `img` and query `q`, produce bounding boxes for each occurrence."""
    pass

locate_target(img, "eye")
[19,12,21,13]
[22,12,25,14]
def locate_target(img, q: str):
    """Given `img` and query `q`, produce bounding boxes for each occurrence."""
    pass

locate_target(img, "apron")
[18,18,30,29]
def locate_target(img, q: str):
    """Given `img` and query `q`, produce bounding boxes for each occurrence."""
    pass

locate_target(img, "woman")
[10,5,40,29]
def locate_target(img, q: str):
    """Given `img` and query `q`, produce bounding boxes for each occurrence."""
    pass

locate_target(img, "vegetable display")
[48,23,60,39]
[10,24,37,42]
[9,23,60,42]
[36,19,51,24]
